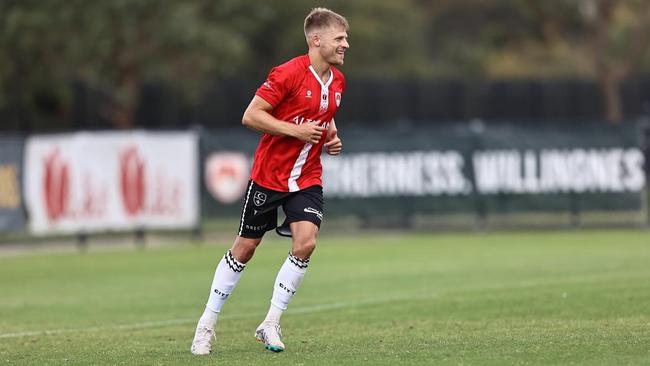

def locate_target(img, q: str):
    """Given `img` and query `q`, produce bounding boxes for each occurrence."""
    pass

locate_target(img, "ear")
[311,33,321,47]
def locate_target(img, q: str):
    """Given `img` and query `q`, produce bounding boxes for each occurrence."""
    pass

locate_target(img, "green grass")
[1,230,650,365]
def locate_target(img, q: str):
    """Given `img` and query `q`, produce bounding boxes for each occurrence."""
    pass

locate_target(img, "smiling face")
[304,8,349,67]
[314,25,349,66]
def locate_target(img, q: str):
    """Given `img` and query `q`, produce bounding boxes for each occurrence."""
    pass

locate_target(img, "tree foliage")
[1,0,650,127]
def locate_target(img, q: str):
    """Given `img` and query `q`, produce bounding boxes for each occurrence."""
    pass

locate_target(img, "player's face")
[318,26,349,66]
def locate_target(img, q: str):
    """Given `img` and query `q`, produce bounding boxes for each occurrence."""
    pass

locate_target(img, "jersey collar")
[308,65,334,89]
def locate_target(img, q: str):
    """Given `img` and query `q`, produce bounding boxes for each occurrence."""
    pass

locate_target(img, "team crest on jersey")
[319,92,329,112]
[253,191,267,206]
[306,90,312,98]
[335,92,342,107]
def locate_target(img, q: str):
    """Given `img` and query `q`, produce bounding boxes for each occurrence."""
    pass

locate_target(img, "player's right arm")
[242,96,324,144]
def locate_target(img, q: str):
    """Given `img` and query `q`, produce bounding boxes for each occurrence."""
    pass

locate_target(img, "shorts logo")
[253,191,267,206]
[303,207,323,221]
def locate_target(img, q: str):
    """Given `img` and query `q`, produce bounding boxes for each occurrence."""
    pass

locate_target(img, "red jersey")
[251,55,346,192]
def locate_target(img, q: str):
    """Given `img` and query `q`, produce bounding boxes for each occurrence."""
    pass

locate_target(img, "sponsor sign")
[199,124,645,217]
[0,137,26,232]
[322,148,645,198]
[24,131,199,235]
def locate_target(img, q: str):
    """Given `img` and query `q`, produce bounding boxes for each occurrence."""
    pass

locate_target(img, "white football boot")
[255,322,285,352]
[190,323,215,355]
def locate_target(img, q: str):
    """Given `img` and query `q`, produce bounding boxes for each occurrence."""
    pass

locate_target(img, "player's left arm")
[324,119,342,155]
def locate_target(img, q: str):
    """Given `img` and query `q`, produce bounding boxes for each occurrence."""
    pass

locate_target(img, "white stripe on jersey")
[288,142,313,192]
[287,66,334,191]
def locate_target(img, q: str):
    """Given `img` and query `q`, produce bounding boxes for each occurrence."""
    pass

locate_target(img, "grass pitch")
[1,230,649,365]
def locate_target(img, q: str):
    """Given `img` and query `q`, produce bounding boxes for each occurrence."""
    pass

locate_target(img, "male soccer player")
[191,7,349,355]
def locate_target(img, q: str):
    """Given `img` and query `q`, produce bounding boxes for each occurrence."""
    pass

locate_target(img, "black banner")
[200,123,645,221]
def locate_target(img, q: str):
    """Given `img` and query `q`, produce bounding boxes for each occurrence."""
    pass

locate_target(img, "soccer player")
[190,7,349,355]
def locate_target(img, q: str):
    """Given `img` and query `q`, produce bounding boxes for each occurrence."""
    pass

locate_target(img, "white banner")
[24,131,199,235]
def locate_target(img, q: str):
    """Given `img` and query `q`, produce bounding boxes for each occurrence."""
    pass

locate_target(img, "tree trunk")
[598,71,623,124]
[112,64,138,130]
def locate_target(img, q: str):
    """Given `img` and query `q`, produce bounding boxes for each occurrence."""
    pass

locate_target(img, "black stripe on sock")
[288,252,309,269]
[225,250,246,272]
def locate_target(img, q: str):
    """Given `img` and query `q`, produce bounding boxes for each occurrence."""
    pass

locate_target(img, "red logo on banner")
[205,153,249,204]
[120,146,146,216]
[43,149,70,222]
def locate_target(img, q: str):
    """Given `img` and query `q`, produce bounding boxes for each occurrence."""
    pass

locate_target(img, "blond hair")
[304,7,349,38]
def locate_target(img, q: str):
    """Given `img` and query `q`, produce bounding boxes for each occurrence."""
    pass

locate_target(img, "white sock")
[204,250,246,319]
[264,303,284,324]
[198,307,218,327]
[267,252,310,322]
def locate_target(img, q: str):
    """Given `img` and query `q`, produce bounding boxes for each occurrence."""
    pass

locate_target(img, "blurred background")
[1,0,650,242]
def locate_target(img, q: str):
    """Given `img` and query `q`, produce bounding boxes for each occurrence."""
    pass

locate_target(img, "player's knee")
[294,237,316,258]
[232,237,261,263]
[240,244,257,260]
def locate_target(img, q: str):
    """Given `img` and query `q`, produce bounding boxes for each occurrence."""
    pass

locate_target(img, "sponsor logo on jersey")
[263,81,273,90]
[253,191,267,206]
[292,116,327,126]
[303,207,323,220]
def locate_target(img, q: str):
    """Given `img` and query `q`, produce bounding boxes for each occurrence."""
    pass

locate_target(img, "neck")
[308,50,331,80]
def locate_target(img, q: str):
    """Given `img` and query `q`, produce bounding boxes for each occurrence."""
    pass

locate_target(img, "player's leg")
[191,236,262,355]
[191,180,279,355]
[202,234,265,318]
[256,186,323,352]
[256,221,317,352]
[271,220,317,317]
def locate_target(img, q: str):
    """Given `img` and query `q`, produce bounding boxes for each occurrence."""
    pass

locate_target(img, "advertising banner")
[322,148,644,197]
[24,131,199,235]
[0,136,26,232]
[201,123,645,218]
[200,129,259,217]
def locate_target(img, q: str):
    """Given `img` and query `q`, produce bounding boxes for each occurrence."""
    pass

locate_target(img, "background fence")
[8,77,650,133]
[1,120,648,240]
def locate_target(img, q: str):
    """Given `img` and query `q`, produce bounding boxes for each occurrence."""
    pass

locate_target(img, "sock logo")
[278,282,296,295]
[213,288,230,298]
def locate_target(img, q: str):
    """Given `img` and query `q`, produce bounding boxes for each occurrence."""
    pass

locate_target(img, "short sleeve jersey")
[251,55,346,192]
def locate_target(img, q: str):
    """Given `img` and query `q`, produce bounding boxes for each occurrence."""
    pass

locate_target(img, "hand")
[293,122,325,144]
[324,134,342,155]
